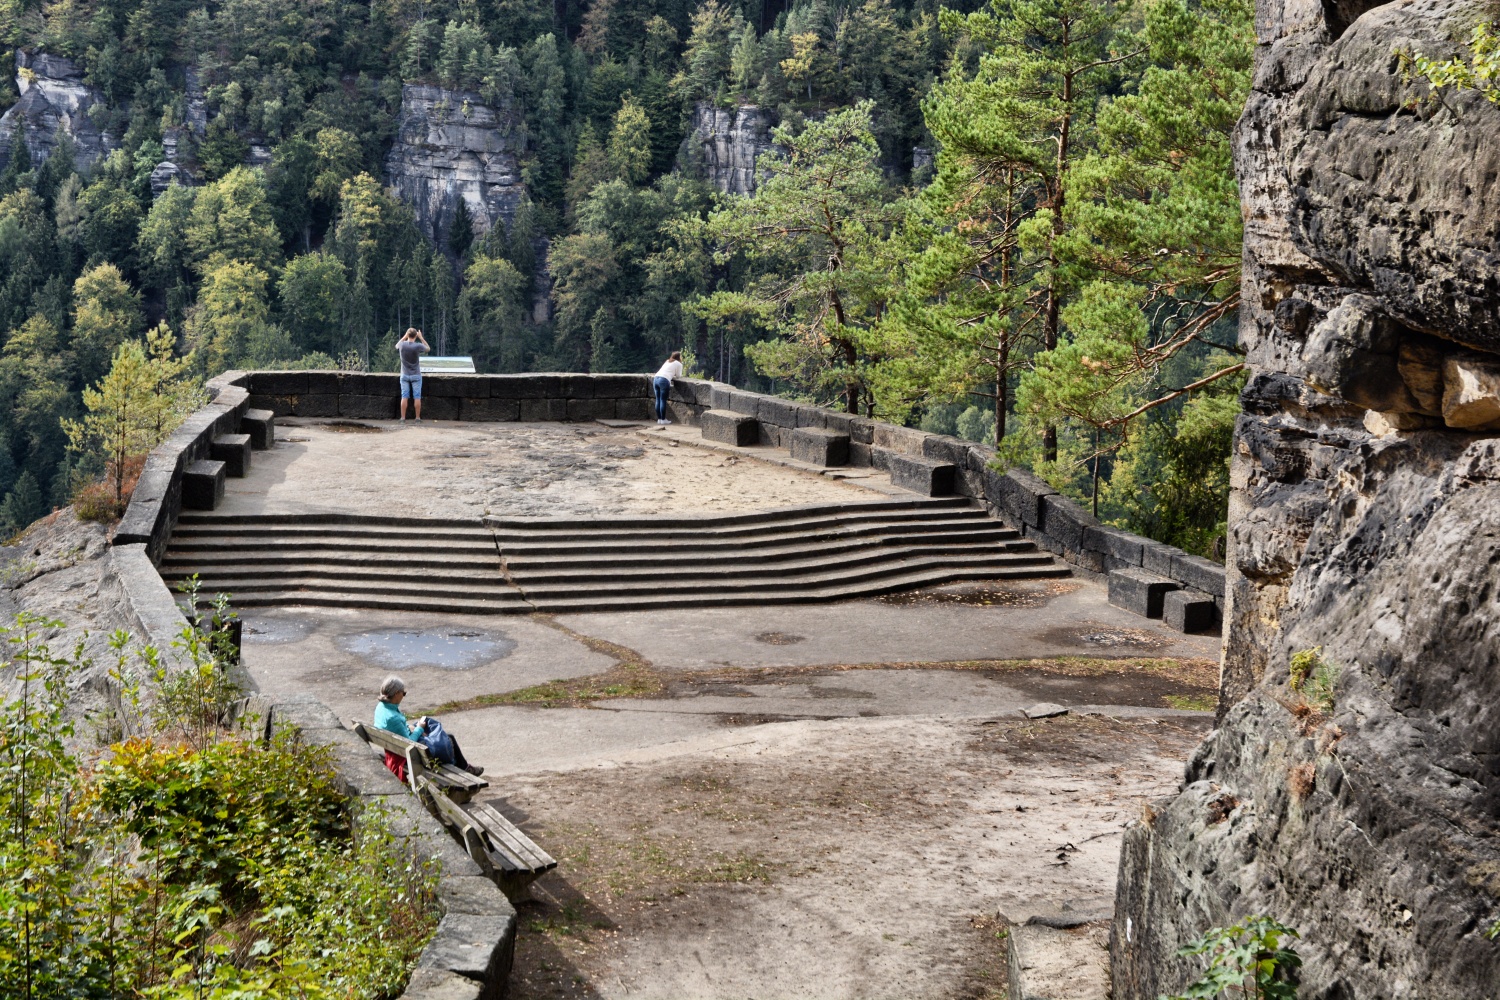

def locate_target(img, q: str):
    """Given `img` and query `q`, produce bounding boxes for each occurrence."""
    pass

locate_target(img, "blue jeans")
[401,374,422,400]
[653,376,671,420]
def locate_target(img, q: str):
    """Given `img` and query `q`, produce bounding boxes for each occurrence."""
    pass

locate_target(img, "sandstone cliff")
[385,83,524,246]
[1112,0,1500,996]
[0,50,117,173]
[683,102,774,195]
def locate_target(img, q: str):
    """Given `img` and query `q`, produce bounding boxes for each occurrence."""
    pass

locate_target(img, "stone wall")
[1110,0,1500,995]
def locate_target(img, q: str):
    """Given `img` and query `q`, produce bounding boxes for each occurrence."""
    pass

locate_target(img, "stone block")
[490,375,559,398]
[1085,525,1145,566]
[794,405,829,429]
[424,374,490,398]
[1040,493,1100,552]
[1141,541,1181,577]
[1170,552,1227,598]
[291,394,339,417]
[991,469,1056,528]
[459,397,520,421]
[757,395,800,428]
[728,391,763,416]
[440,876,517,916]
[617,396,655,421]
[790,427,850,466]
[209,433,251,477]
[181,460,226,510]
[249,393,295,417]
[870,446,894,471]
[250,371,309,395]
[419,397,460,421]
[873,422,927,454]
[1163,589,1220,633]
[889,453,956,496]
[824,411,855,435]
[922,434,971,468]
[849,417,876,444]
[566,398,616,421]
[1442,354,1500,430]
[400,968,483,1000]
[957,467,984,500]
[590,373,651,398]
[709,384,736,410]
[700,409,758,446]
[849,442,872,466]
[416,914,516,983]
[305,371,340,395]
[519,397,567,421]
[1108,567,1181,619]
[240,408,275,449]
[340,394,398,420]
[1008,923,1109,1000]
[365,374,401,397]
[332,372,370,395]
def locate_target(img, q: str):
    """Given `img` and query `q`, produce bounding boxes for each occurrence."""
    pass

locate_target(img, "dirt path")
[495,710,1209,1000]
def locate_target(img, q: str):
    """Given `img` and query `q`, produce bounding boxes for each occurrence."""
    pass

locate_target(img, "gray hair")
[380,675,407,699]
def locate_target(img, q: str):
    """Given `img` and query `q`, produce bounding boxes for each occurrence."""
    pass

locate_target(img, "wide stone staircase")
[160,499,1067,614]
[160,513,531,614]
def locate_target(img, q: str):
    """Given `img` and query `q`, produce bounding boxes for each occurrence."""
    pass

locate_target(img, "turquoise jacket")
[375,699,423,741]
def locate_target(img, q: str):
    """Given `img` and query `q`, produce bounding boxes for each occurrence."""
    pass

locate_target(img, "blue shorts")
[401,374,422,400]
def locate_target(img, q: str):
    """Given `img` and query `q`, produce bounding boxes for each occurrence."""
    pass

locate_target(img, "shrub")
[0,611,439,1000]
[1164,915,1302,999]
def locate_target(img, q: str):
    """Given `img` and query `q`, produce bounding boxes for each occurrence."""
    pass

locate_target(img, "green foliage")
[1164,916,1302,1000]
[1406,22,1500,103]
[1288,647,1338,712]
[0,610,439,1000]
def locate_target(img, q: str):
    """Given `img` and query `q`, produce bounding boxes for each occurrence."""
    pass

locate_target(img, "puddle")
[241,617,315,644]
[877,581,1080,608]
[336,628,518,669]
[755,631,806,645]
[1038,624,1168,650]
[322,421,383,433]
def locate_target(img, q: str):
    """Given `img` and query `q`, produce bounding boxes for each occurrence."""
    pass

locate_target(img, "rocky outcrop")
[0,50,118,172]
[385,83,523,246]
[1110,1,1500,997]
[684,103,774,195]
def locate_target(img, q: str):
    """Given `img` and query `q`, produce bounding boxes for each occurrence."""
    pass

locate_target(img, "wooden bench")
[351,720,489,804]
[421,779,558,901]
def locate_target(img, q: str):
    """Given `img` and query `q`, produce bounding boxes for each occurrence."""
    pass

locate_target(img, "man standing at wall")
[398,328,430,422]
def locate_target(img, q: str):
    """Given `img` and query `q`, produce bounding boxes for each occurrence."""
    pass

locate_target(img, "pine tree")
[448,199,475,260]
[61,342,154,504]
[1,471,45,534]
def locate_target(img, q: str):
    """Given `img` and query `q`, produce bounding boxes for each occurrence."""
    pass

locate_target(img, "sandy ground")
[238,577,1221,999]
[221,420,887,519]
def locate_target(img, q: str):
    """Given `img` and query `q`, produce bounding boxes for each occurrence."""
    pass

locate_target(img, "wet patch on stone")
[754,631,806,645]
[336,627,518,670]
[877,580,1082,608]
[240,616,315,644]
[322,421,384,433]
[1039,624,1170,650]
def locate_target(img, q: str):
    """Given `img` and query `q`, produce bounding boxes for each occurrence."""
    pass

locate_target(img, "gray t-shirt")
[398,340,429,377]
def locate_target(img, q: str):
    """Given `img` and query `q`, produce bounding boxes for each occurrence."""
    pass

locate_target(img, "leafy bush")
[1164,915,1302,999]
[0,612,439,1000]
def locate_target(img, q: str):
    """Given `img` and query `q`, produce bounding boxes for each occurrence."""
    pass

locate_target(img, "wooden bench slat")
[350,719,488,795]
[467,802,557,872]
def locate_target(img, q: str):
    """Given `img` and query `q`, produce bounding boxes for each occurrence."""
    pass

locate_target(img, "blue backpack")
[418,718,457,765]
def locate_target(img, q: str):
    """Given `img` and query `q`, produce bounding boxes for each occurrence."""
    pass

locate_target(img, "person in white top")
[653,351,683,424]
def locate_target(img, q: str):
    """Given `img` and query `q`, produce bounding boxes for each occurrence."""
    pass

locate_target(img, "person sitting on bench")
[375,675,484,777]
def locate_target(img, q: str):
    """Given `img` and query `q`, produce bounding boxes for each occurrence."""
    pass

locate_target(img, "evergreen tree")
[449,199,475,260]
[1,470,45,534]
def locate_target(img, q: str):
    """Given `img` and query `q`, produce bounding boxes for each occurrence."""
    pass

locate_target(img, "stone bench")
[889,453,956,496]
[1163,588,1219,633]
[210,433,252,477]
[790,427,850,467]
[700,408,759,446]
[181,460,226,510]
[351,720,489,804]
[1107,567,1180,619]
[240,408,276,449]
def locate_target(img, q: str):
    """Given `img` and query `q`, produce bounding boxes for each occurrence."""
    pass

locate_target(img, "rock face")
[684,102,774,195]
[1111,1,1500,997]
[0,50,118,172]
[385,84,523,246]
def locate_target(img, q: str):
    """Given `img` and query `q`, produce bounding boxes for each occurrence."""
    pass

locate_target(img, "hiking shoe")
[466,764,484,776]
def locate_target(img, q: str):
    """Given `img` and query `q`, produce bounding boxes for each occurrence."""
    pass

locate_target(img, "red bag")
[383,749,407,783]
